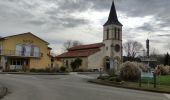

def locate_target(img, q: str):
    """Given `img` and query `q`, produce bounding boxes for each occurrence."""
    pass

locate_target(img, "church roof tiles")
[57,43,104,58]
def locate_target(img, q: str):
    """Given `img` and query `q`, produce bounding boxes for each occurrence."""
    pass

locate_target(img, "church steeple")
[104,0,122,26]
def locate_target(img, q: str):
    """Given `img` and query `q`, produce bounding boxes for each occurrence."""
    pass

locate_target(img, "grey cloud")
[156,34,170,37]
[136,23,156,32]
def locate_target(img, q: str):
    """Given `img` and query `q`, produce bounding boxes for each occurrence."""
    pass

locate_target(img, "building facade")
[0,32,51,71]
[57,1,123,71]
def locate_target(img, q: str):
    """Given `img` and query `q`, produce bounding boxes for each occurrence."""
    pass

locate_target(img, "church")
[56,1,123,71]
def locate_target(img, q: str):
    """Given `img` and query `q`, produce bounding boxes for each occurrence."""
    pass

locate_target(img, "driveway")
[0,73,169,100]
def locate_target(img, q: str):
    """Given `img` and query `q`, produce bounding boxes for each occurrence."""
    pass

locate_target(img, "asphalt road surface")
[0,73,169,100]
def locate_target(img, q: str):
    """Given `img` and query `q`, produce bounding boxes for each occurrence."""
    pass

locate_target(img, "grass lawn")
[157,75,170,86]
[93,75,170,93]
[89,79,170,93]
[140,75,170,86]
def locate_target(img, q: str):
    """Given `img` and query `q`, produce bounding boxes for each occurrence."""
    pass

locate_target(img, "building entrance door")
[106,58,110,70]
[9,58,29,71]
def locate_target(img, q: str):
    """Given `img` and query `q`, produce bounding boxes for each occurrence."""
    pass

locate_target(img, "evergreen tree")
[164,53,170,66]
[71,58,82,71]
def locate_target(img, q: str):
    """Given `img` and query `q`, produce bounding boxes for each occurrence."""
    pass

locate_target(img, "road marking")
[164,94,170,99]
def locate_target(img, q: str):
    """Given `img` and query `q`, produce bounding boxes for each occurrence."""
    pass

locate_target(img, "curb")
[77,72,100,75]
[0,72,69,75]
[88,79,170,94]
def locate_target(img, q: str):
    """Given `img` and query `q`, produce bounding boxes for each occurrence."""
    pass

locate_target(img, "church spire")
[104,0,122,26]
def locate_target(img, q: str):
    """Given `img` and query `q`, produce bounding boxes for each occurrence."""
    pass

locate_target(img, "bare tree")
[63,40,82,51]
[123,40,143,58]
[63,40,72,51]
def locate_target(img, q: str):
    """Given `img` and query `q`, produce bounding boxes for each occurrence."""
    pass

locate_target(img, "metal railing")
[0,49,42,58]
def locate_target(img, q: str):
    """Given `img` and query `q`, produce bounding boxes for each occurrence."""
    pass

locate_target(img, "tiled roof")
[57,49,100,58]
[57,43,104,58]
[68,43,104,51]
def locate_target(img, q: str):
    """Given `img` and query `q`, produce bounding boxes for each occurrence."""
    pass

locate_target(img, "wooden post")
[154,73,156,88]
[139,72,141,87]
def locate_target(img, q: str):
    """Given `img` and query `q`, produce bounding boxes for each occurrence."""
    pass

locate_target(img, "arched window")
[118,28,120,40]
[114,27,117,40]
[106,29,109,40]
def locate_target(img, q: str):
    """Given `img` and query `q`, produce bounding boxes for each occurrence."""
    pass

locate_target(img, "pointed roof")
[104,0,122,26]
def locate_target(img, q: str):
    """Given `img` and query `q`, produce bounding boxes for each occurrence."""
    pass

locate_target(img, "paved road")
[0,73,169,100]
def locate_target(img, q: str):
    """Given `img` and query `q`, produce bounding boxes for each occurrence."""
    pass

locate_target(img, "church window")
[118,28,120,40]
[114,27,117,39]
[106,29,109,40]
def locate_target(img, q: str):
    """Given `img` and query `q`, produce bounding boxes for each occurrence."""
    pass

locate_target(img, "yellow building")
[0,32,51,72]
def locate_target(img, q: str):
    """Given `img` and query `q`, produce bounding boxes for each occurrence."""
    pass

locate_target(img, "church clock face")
[115,44,120,52]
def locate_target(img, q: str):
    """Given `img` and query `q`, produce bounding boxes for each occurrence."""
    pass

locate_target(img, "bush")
[156,65,170,75]
[76,68,86,72]
[30,68,37,72]
[60,67,66,72]
[120,61,141,81]
[107,68,116,76]
[108,77,116,81]
[29,67,60,73]
[137,63,147,72]
[50,67,60,73]
[97,76,110,80]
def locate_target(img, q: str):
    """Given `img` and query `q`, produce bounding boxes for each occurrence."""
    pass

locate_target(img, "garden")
[90,61,170,93]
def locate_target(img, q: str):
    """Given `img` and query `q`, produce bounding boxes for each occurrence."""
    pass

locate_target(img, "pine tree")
[164,53,170,66]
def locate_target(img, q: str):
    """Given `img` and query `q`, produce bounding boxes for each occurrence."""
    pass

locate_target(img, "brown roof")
[57,43,104,58]
[68,43,104,51]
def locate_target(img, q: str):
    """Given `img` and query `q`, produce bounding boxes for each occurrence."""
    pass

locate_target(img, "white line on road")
[164,94,170,99]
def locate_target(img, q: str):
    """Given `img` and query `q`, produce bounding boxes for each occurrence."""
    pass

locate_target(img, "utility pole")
[146,39,149,58]
[146,39,150,72]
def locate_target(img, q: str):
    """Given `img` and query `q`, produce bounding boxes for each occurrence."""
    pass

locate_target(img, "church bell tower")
[103,0,123,71]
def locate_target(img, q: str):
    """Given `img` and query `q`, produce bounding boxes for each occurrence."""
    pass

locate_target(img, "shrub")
[97,76,110,80]
[76,68,89,72]
[157,65,170,75]
[30,68,60,73]
[120,61,141,81]
[50,67,60,73]
[108,77,116,81]
[137,63,147,72]
[107,68,116,76]
[60,66,66,72]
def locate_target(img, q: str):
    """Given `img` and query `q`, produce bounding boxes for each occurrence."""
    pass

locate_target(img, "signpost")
[139,72,156,88]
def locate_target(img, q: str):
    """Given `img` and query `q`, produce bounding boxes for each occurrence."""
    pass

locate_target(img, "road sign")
[139,72,156,88]
[141,72,153,80]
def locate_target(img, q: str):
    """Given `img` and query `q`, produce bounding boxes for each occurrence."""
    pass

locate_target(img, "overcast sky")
[0,0,170,55]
